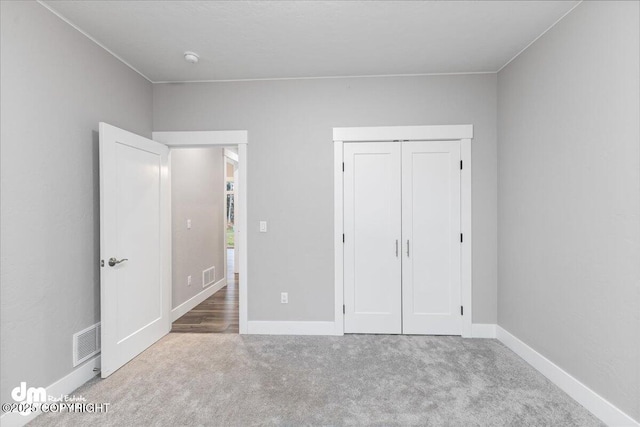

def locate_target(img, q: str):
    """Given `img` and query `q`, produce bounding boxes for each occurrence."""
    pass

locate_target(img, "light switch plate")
[281,292,288,304]
[187,219,192,229]
[259,221,267,233]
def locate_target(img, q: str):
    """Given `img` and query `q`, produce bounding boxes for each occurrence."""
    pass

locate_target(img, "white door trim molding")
[333,125,473,337]
[333,124,473,142]
[152,130,249,334]
[497,326,640,427]
[154,130,247,146]
[333,140,345,336]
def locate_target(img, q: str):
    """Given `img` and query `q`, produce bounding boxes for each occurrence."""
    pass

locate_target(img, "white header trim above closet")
[332,125,473,143]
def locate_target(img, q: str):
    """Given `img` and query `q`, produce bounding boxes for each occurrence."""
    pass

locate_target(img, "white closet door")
[402,141,461,335]
[344,142,402,334]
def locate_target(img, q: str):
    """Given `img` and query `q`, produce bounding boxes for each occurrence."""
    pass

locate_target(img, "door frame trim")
[333,125,473,337]
[152,130,249,334]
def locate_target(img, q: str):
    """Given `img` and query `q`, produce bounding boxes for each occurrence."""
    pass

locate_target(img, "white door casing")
[99,123,171,378]
[402,141,461,335]
[343,142,402,334]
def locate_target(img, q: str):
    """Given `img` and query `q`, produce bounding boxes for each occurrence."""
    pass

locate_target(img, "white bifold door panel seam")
[99,123,171,378]
[343,140,462,336]
[343,143,402,334]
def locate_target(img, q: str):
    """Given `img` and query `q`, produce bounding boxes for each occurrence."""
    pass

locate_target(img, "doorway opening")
[225,150,239,282]
[166,146,240,334]
[152,130,248,335]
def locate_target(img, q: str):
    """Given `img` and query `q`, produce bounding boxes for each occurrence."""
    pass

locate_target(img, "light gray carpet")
[29,334,602,426]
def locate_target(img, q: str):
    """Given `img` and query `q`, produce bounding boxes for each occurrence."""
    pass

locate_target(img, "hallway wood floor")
[171,248,239,334]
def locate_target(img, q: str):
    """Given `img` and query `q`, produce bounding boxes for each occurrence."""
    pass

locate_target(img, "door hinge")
[460,233,463,243]
[461,306,464,316]
[460,160,463,170]
[342,234,345,243]
[343,304,345,314]
[342,162,345,172]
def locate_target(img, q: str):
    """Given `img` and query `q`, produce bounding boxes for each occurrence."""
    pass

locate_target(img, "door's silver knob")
[108,257,128,267]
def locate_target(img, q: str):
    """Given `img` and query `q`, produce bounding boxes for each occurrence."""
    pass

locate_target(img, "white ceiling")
[40,1,580,83]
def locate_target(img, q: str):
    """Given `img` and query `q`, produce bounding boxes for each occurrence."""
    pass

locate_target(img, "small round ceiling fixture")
[184,51,199,64]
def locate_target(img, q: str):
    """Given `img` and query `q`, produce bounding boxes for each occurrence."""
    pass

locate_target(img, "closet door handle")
[395,240,399,257]
[406,240,410,257]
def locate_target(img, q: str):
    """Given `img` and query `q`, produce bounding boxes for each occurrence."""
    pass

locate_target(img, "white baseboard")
[471,323,497,338]
[171,277,226,322]
[496,326,639,427]
[247,322,496,338]
[0,356,101,427]
[247,321,339,335]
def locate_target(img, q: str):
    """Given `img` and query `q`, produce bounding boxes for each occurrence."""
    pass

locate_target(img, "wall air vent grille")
[203,266,216,287]
[73,322,101,366]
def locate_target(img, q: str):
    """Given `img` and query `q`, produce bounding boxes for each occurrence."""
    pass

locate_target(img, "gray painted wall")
[497,1,640,421]
[171,148,226,309]
[0,1,153,405]
[153,74,498,323]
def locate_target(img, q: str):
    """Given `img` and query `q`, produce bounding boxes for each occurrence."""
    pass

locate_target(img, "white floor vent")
[203,266,216,287]
[73,322,101,367]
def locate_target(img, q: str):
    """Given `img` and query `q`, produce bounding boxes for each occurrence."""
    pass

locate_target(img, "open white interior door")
[99,122,171,378]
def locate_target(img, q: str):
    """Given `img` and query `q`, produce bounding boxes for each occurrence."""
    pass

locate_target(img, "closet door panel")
[402,141,461,335]
[343,142,402,334]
